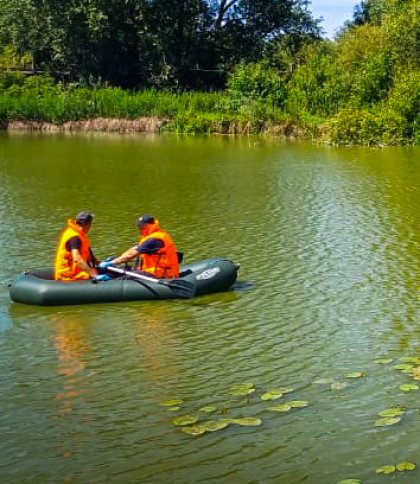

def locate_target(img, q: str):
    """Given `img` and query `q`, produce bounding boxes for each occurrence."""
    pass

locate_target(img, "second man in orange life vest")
[54,211,100,281]
[100,215,179,279]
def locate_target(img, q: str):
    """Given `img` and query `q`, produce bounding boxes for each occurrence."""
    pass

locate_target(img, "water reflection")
[52,316,93,418]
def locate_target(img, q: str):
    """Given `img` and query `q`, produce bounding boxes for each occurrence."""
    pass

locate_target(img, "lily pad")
[199,405,217,414]
[267,403,292,413]
[261,391,283,401]
[393,363,414,371]
[229,383,255,396]
[331,382,348,390]
[399,356,420,364]
[274,387,294,394]
[378,407,406,418]
[345,372,365,379]
[376,465,396,474]
[231,417,262,426]
[181,425,206,436]
[337,480,362,484]
[375,357,393,364]
[172,415,199,426]
[400,383,419,392]
[200,420,229,432]
[374,416,401,427]
[159,399,184,407]
[287,400,308,408]
[396,461,416,471]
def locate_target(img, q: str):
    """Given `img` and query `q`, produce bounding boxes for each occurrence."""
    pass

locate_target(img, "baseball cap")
[75,211,94,225]
[136,215,155,228]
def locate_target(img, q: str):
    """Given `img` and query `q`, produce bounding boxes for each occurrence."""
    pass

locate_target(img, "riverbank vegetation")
[0,0,418,145]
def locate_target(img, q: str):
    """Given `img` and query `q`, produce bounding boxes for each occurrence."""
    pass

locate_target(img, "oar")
[104,266,196,299]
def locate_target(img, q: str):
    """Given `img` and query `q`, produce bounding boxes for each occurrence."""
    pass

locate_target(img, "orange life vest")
[138,223,179,278]
[54,219,93,281]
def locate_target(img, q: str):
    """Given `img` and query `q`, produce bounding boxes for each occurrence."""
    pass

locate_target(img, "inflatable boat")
[9,258,239,306]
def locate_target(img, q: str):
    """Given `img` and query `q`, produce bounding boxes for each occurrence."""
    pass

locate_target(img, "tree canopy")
[0,0,319,88]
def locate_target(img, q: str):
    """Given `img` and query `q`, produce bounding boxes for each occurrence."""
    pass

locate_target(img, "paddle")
[104,266,196,299]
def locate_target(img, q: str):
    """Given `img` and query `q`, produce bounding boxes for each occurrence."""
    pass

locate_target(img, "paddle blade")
[164,279,196,299]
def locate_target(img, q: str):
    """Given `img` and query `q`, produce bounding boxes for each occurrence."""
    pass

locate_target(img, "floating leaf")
[261,391,283,401]
[409,369,420,380]
[288,400,309,408]
[314,378,335,385]
[345,372,365,379]
[230,417,262,427]
[331,382,348,390]
[375,357,393,364]
[378,407,406,418]
[199,405,217,414]
[274,387,294,394]
[181,425,206,436]
[376,465,396,474]
[229,383,255,396]
[374,416,401,427]
[159,399,184,407]
[337,479,362,484]
[399,356,420,364]
[396,461,416,471]
[400,383,419,392]
[172,415,199,426]
[393,363,414,371]
[200,420,229,432]
[267,403,292,413]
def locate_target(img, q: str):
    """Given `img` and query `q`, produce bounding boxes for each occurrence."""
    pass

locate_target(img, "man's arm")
[71,249,98,277]
[110,246,140,265]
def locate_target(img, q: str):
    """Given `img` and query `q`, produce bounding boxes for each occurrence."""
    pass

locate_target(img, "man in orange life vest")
[100,215,179,278]
[54,211,100,281]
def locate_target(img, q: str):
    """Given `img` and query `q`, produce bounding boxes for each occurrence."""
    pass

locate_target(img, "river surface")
[0,132,419,483]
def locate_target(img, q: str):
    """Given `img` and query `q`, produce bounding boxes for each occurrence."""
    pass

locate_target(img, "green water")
[0,132,419,483]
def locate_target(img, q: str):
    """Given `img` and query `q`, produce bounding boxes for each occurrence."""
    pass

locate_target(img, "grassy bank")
[0,74,324,139]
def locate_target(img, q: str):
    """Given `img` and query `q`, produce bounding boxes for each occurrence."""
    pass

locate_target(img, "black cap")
[75,211,94,225]
[136,215,155,228]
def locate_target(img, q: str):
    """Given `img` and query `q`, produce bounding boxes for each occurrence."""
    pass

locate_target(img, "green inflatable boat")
[9,258,239,306]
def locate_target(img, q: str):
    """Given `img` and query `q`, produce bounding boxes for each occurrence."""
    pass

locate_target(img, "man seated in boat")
[100,215,179,279]
[54,211,99,281]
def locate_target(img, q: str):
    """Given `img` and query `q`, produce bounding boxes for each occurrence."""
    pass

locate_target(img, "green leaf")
[229,383,255,396]
[199,405,217,414]
[374,416,401,427]
[393,363,414,371]
[267,403,292,413]
[375,357,393,364]
[159,399,184,407]
[344,372,365,379]
[181,425,206,436]
[260,391,283,401]
[396,461,416,471]
[400,383,419,392]
[230,417,262,426]
[378,407,406,417]
[166,406,181,412]
[288,400,309,408]
[376,465,396,474]
[200,420,229,432]
[336,479,362,484]
[172,415,199,426]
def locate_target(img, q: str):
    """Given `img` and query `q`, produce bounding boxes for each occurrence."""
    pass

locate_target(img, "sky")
[310,0,358,38]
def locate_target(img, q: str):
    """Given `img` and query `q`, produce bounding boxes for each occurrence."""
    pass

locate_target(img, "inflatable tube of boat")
[9,258,239,306]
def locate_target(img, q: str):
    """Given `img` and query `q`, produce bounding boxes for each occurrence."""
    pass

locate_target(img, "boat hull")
[9,258,238,306]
